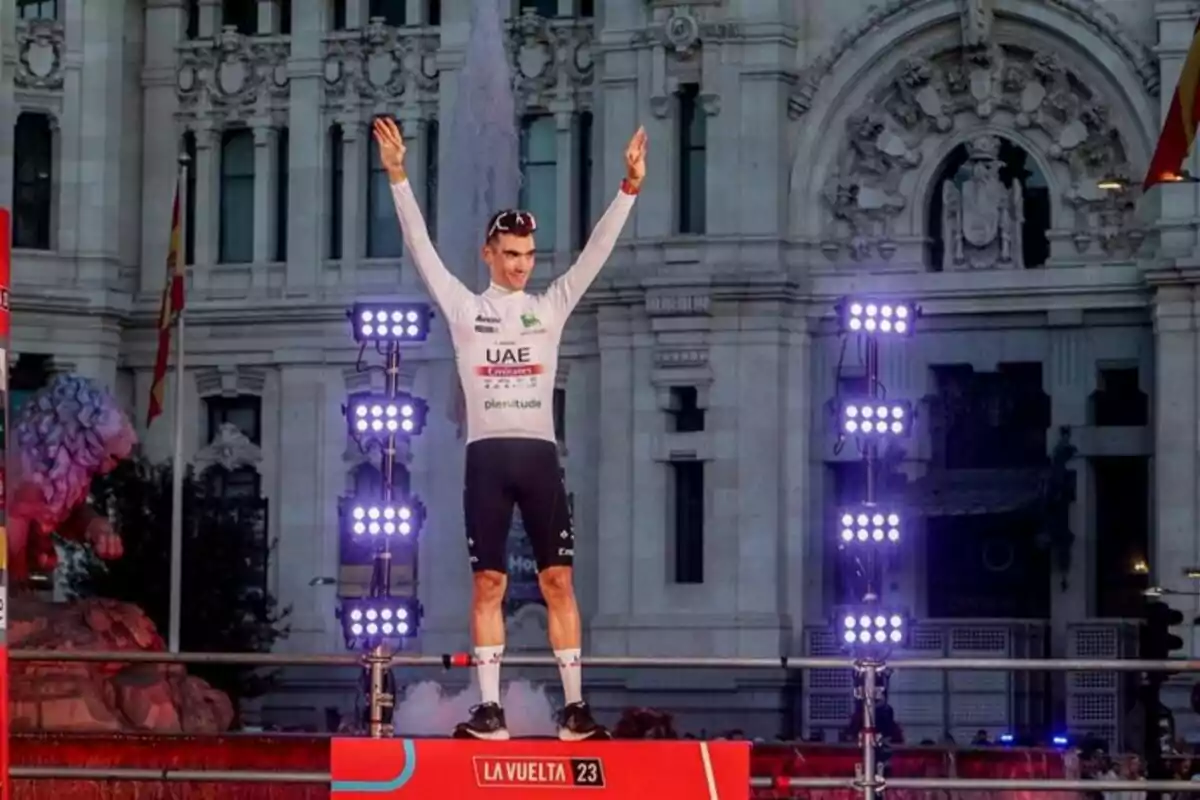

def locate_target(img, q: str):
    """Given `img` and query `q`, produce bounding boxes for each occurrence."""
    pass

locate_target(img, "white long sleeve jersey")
[389,180,636,445]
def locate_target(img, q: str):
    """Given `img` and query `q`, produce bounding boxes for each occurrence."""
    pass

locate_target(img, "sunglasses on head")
[487,210,538,240]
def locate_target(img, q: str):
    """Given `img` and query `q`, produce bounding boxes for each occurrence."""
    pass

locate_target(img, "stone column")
[553,109,577,260]
[53,0,85,257]
[1153,3,1200,256]
[1046,321,1091,652]
[274,367,334,652]
[1150,271,1200,654]
[252,124,277,272]
[197,0,219,37]
[339,119,366,283]
[782,326,814,640]
[191,123,219,276]
[284,0,327,291]
[0,0,13,202]
[592,306,637,654]
[257,0,278,34]
[140,0,186,293]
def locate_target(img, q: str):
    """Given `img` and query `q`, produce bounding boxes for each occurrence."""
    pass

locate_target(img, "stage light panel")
[346,392,429,439]
[351,302,433,343]
[840,610,908,647]
[839,299,917,336]
[342,498,426,539]
[839,398,912,438]
[341,597,422,642]
[838,507,902,545]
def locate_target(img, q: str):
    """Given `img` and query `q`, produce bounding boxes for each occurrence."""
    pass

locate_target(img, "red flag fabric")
[1145,19,1200,190]
[147,178,185,428]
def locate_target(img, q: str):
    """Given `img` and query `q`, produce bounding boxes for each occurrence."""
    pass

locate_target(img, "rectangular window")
[670,386,705,433]
[275,127,289,262]
[279,0,292,34]
[672,461,705,584]
[579,0,593,16]
[427,0,441,25]
[575,111,593,250]
[219,129,255,264]
[519,114,557,251]
[332,0,347,30]
[678,84,706,235]
[426,119,440,240]
[183,132,197,265]
[329,125,344,259]
[367,124,404,258]
[206,394,263,445]
[368,0,405,25]
[222,0,257,35]
[12,112,54,251]
[16,0,57,20]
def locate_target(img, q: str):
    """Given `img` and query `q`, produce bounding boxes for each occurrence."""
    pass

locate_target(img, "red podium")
[331,738,752,799]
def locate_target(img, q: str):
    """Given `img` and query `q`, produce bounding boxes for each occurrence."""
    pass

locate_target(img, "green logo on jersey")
[520,312,541,329]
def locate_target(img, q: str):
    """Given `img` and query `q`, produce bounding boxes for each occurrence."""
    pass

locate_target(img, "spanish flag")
[147,175,186,428]
[1144,18,1200,190]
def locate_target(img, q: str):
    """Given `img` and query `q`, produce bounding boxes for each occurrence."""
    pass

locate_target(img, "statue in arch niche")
[941,135,1024,270]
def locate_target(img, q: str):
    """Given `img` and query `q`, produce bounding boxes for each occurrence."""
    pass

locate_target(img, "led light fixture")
[838,507,902,545]
[340,597,422,643]
[838,299,917,336]
[346,391,429,439]
[840,610,908,648]
[839,398,912,438]
[341,499,426,539]
[351,302,433,343]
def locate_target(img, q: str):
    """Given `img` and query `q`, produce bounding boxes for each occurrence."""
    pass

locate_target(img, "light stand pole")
[340,302,432,739]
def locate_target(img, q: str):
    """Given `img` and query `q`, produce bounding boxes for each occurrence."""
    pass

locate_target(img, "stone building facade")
[1,0,1197,742]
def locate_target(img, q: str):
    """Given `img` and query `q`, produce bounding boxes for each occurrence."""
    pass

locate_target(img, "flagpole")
[168,154,189,654]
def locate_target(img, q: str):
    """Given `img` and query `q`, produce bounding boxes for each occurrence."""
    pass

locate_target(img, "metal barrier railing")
[8,649,1200,795]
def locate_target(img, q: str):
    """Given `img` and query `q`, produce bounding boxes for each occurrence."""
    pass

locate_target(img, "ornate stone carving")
[177,27,290,120]
[942,135,1024,270]
[14,19,64,92]
[821,45,1138,263]
[631,5,736,118]
[788,0,1158,119]
[645,292,712,316]
[508,13,594,110]
[322,27,439,109]
[960,0,995,50]
[194,422,263,473]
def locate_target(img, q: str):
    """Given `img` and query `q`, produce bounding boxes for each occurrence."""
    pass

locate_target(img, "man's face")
[482,232,537,291]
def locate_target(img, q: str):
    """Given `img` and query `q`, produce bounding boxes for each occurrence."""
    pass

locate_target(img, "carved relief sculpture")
[9,375,137,584]
[942,135,1024,270]
[819,43,1139,264]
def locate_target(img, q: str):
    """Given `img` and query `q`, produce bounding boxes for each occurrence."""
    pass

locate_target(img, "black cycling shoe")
[453,702,510,740]
[557,701,609,741]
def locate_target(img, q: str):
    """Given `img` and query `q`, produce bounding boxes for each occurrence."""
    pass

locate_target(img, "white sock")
[555,648,583,705]
[475,645,504,706]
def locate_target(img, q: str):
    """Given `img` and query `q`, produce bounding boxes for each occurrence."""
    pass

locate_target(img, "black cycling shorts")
[463,437,574,574]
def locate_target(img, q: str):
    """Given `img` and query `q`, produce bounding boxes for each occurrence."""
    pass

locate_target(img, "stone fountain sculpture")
[7,374,233,733]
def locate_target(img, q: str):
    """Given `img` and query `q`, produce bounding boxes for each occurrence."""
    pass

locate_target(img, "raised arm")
[547,126,647,315]
[374,118,473,312]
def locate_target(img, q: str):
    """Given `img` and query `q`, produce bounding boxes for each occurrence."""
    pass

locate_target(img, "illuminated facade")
[1,0,1195,742]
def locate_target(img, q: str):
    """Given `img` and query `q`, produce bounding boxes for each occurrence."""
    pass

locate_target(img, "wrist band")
[621,178,641,196]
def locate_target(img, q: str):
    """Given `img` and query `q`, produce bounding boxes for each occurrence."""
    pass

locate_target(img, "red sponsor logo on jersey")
[477,346,543,378]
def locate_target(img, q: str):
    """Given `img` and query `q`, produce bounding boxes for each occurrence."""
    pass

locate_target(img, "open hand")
[625,126,648,189]
[372,117,407,182]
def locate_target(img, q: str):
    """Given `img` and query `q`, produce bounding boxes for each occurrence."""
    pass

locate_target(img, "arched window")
[927,137,1050,271]
[367,119,404,258]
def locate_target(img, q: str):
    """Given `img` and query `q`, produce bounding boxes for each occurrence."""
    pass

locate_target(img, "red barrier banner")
[331,738,752,800]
